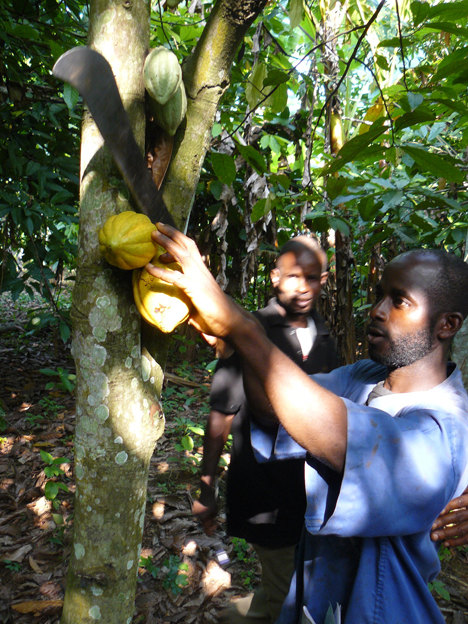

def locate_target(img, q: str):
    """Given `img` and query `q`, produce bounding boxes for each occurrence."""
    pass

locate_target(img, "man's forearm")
[229,313,347,472]
[201,409,234,483]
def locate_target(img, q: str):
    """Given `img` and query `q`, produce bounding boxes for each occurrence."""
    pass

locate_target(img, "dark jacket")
[210,298,338,547]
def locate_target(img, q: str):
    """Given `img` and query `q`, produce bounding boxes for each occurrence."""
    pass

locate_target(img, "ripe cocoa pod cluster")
[98,213,190,332]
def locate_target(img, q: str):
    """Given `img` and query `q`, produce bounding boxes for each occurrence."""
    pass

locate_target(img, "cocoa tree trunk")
[60,2,165,622]
[61,1,268,621]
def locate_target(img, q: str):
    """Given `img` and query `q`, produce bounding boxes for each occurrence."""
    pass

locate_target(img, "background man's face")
[367,257,439,369]
[271,249,325,317]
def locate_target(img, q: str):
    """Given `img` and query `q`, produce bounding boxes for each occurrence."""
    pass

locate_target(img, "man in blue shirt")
[147,227,468,624]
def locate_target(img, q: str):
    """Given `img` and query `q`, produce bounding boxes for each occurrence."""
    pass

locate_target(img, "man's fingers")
[152,223,195,258]
[431,507,468,546]
[145,261,184,289]
[432,507,468,530]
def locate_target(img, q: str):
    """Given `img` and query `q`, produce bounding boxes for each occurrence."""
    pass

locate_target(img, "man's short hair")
[278,235,328,272]
[400,249,468,319]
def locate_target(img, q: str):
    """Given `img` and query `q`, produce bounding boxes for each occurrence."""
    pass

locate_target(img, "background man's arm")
[192,409,234,535]
[431,486,468,547]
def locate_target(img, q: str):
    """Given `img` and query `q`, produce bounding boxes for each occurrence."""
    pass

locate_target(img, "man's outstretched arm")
[147,224,347,472]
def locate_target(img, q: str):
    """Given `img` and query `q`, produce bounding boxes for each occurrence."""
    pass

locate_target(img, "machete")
[53,46,175,226]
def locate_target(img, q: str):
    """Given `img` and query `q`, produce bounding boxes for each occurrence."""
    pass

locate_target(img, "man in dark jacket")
[192,235,338,623]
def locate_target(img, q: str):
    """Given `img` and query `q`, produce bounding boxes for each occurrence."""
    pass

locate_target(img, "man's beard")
[369,327,434,370]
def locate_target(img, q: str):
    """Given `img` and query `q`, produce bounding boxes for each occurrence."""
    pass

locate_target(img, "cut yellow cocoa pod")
[132,253,191,332]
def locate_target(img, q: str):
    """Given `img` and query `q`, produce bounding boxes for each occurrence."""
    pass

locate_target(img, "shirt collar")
[263,298,330,336]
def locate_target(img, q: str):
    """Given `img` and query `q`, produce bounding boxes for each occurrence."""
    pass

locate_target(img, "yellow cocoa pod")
[359,98,385,135]
[144,46,182,106]
[132,251,191,333]
[98,211,156,270]
[150,81,187,137]
[330,112,344,154]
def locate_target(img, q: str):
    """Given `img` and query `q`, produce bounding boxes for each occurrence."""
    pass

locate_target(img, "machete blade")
[53,46,175,226]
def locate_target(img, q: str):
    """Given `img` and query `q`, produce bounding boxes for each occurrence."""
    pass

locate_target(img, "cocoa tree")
[61,0,266,621]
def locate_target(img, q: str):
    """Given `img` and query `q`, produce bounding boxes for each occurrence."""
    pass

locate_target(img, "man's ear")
[270,268,280,287]
[320,271,329,286]
[436,312,464,341]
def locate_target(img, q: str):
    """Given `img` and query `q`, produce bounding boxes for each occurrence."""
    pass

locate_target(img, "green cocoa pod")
[144,46,182,106]
[150,81,187,136]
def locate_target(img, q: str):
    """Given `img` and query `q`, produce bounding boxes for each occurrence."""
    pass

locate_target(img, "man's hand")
[192,480,218,536]
[431,487,468,547]
[147,224,247,340]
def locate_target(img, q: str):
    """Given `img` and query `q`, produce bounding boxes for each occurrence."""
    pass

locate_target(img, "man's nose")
[297,276,309,292]
[370,297,389,320]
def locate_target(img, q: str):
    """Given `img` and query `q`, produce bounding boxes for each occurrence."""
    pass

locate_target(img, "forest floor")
[1,294,468,624]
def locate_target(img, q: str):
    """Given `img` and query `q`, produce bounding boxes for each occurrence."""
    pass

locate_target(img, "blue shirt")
[251,360,468,623]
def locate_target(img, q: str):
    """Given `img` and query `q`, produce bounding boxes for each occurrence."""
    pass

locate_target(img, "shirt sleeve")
[250,365,359,462]
[315,399,468,538]
[209,353,245,415]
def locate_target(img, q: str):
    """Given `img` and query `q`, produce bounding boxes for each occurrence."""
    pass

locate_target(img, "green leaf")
[237,144,267,174]
[326,176,347,200]
[263,69,289,87]
[381,190,404,211]
[40,450,54,465]
[63,84,79,111]
[270,173,290,189]
[245,62,267,109]
[264,83,288,114]
[211,152,236,186]
[432,97,468,116]
[251,198,268,223]
[411,1,430,27]
[434,47,468,81]
[52,513,64,526]
[329,216,350,237]
[410,212,438,233]
[358,196,381,222]
[375,54,390,71]
[188,425,204,436]
[39,368,58,377]
[320,119,387,176]
[59,321,70,343]
[181,435,194,451]
[289,0,304,29]
[44,481,59,501]
[211,123,222,138]
[210,180,223,200]
[403,146,464,182]
[10,23,39,40]
[407,92,424,111]
[393,109,435,133]
[424,21,468,37]
[428,0,468,21]
[378,37,409,49]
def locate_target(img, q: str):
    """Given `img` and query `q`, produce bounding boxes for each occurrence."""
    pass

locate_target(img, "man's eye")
[394,297,409,307]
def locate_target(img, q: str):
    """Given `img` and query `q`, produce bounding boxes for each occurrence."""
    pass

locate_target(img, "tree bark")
[162,0,268,227]
[61,2,165,622]
[319,0,356,364]
[453,320,468,387]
